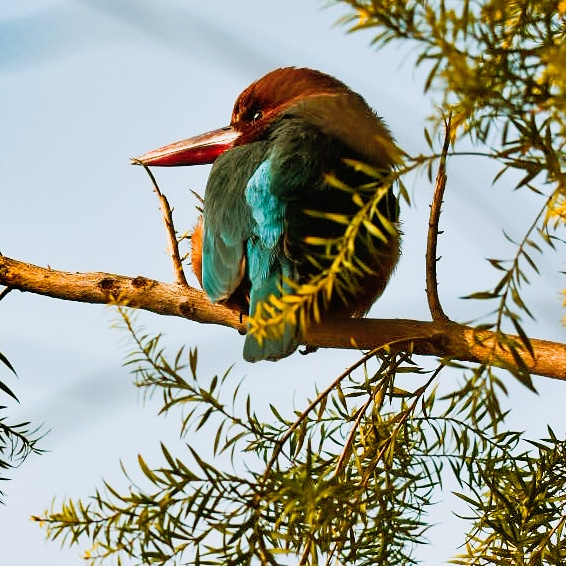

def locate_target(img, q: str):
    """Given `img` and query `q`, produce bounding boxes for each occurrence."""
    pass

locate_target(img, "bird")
[135,67,401,362]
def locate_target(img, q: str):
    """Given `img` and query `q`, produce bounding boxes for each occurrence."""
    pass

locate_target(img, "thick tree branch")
[305,319,566,381]
[0,254,245,332]
[0,254,564,380]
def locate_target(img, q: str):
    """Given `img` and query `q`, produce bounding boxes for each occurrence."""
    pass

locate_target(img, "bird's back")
[237,93,401,361]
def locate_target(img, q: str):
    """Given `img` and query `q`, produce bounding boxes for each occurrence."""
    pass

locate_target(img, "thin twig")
[361,367,442,488]
[138,163,190,288]
[298,540,312,566]
[426,116,452,322]
[333,387,382,478]
[0,287,12,302]
[260,349,378,486]
[190,189,204,210]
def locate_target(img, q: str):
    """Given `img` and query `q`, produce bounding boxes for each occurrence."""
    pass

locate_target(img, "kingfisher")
[135,67,401,362]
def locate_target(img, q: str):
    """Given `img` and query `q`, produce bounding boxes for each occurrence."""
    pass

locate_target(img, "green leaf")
[0,352,16,376]
[0,379,18,402]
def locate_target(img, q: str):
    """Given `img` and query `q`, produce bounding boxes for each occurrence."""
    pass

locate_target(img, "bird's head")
[133,67,397,169]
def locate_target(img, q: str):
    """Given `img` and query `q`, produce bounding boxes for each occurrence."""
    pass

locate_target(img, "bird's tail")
[243,320,299,362]
[243,266,300,362]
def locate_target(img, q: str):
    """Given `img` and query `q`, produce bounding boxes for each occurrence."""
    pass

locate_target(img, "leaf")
[510,317,535,359]
[138,454,158,484]
[0,352,16,376]
[0,379,18,402]
[362,218,387,242]
[189,348,198,379]
[423,126,433,150]
[269,404,285,423]
[508,346,536,392]
[463,291,499,300]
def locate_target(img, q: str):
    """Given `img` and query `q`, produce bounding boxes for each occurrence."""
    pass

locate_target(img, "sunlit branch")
[0,254,244,332]
[137,162,190,288]
[426,116,451,323]
[0,254,564,380]
[0,287,12,303]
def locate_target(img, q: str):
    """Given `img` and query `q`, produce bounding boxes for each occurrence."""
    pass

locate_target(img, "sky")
[0,1,564,564]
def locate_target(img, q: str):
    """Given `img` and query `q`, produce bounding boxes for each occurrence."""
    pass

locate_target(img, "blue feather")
[243,158,300,362]
[201,227,245,302]
[200,145,262,302]
[245,160,284,248]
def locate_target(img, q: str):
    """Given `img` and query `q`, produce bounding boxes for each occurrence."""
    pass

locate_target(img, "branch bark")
[139,163,190,288]
[426,116,451,323]
[1,254,565,380]
[0,254,244,332]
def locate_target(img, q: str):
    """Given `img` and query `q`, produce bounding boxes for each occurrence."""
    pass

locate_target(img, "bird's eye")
[252,110,263,122]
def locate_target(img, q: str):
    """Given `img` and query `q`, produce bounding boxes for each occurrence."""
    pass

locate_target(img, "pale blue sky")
[0,1,564,564]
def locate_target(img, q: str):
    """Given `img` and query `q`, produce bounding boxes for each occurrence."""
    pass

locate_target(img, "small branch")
[0,287,12,302]
[260,350,377,486]
[0,254,565,380]
[361,368,439,488]
[333,389,379,477]
[139,164,190,288]
[426,116,451,323]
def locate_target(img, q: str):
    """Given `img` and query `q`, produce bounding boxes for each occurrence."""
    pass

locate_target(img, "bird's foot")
[299,345,318,356]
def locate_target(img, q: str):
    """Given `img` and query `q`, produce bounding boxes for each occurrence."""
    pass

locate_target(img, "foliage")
[30,1,566,564]
[33,311,566,564]
[452,427,566,565]
[248,0,566,363]
[35,310,433,564]
[334,0,566,391]
[0,347,44,502]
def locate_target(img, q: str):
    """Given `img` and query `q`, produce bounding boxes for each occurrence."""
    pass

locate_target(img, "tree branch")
[0,254,564,380]
[305,319,566,381]
[426,116,451,323]
[0,254,245,332]
[139,163,190,288]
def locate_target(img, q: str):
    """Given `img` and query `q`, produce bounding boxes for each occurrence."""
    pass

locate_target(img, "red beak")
[133,126,240,166]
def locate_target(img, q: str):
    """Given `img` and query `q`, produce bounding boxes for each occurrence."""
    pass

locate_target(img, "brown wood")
[1,253,564,380]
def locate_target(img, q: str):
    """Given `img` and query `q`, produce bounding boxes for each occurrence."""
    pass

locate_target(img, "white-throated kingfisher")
[135,67,401,362]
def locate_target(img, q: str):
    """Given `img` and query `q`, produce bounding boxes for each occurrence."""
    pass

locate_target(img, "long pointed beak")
[132,126,240,166]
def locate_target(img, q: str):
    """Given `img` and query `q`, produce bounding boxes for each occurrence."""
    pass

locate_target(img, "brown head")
[133,67,398,169]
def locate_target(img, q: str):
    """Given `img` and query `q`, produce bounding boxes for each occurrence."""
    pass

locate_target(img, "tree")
[2,0,566,563]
